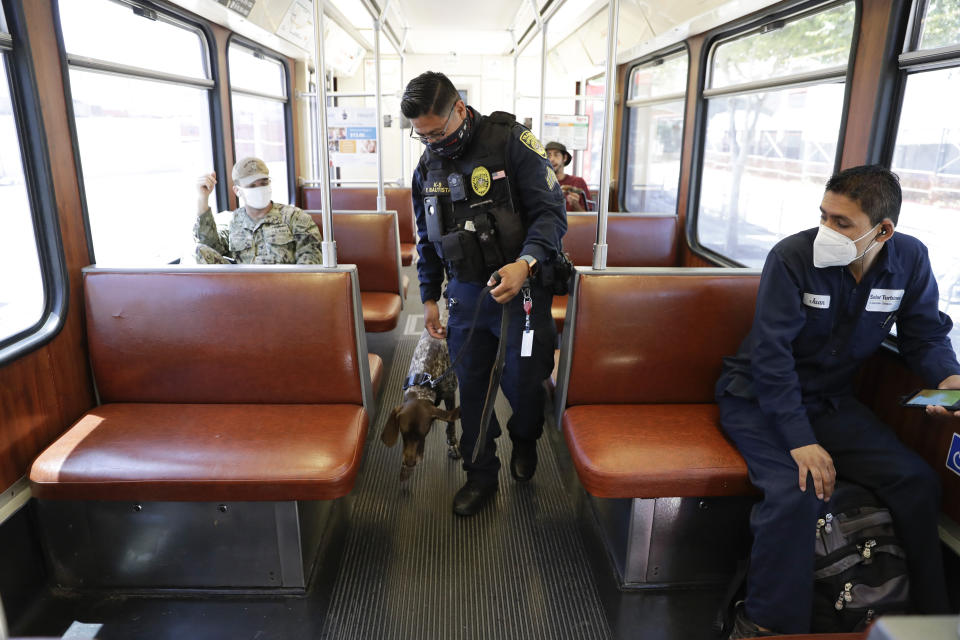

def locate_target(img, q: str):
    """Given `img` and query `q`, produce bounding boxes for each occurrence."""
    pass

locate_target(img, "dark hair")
[401,71,459,120]
[824,164,901,226]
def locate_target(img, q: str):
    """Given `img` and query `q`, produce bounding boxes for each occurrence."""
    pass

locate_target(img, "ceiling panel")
[395,0,520,31]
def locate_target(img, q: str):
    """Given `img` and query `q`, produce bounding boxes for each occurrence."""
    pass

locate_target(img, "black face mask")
[427,111,473,159]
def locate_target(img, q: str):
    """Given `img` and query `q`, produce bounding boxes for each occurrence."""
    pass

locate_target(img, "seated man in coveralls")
[716,165,960,637]
[403,71,566,516]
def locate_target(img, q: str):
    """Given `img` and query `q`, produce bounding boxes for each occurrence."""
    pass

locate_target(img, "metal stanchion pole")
[311,0,337,266]
[592,0,620,271]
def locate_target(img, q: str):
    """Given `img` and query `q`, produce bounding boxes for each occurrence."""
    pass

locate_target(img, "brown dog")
[382,329,460,481]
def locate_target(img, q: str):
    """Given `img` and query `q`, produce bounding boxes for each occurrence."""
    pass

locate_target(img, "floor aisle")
[319,336,612,640]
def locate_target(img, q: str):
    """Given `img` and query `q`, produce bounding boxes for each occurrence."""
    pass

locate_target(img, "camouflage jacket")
[194,203,322,264]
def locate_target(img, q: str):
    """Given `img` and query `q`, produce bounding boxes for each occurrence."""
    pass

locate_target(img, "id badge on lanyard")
[521,286,533,357]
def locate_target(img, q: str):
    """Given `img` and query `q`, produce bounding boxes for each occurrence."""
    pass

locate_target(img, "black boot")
[728,603,781,639]
[452,478,498,516]
[510,439,537,482]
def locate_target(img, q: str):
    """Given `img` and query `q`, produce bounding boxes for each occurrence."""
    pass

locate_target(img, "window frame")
[617,43,690,214]
[877,0,960,353]
[686,0,861,267]
[882,0,960,165]
[0,0,69,365]
[52,0,229,264]
[226,34,295,208]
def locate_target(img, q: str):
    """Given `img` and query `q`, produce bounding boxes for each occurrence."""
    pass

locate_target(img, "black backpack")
[811,482,911,632]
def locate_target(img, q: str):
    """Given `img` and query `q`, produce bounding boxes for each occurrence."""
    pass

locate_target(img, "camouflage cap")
[232,157,270,187]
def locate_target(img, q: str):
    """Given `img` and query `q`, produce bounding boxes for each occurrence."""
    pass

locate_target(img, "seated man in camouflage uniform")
[194,156,323,264]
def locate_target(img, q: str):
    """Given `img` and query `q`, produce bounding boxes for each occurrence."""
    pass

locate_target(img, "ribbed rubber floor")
[319,337,612,640]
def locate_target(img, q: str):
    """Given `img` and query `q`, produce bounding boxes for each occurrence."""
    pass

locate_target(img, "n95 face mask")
[812,223,880,268]
[240,185,272,210]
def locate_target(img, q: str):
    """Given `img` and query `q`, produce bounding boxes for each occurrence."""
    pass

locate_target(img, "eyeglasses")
[409,103,457,144]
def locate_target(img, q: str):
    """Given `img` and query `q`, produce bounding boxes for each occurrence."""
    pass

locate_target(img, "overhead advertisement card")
[543,114,589,151]
[328,106,377,167]
[276,0,312,51]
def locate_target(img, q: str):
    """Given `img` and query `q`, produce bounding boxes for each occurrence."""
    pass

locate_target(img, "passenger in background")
[715,165,960,638]
[545,141,591,211]
[194,157,322,264]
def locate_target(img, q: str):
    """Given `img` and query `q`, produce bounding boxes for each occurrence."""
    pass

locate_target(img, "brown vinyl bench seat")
[304,186,417,266]
[29,267,375,502]
[553,213,679,334]
[310,211,405,333]
[562,404,753,498]
[556,268,761,499]
[30,403,367,501]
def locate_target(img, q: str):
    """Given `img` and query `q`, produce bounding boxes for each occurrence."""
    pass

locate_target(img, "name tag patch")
[865,289,904,312]
[803,293,831,309]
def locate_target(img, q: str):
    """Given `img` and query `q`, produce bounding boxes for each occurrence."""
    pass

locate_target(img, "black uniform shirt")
[411,107,566,303]
[717,228,960,450]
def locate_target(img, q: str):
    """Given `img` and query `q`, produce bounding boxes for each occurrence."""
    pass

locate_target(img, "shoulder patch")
[546,165,559,191]
[471,166,491,197]
[519,130,547,158]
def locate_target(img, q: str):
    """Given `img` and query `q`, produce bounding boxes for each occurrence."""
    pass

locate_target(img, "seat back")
[309,211,402,295]
[84,267,369,406]
[559,268,760,408]
[303,186,415,246]
[562,213,679,267]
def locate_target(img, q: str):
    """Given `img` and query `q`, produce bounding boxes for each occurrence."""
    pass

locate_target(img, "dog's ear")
[381,407,401,446]
[430,405,460,423]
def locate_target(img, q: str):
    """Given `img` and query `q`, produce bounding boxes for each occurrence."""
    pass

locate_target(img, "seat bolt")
[133,504,142,512]
[218,504,228,513]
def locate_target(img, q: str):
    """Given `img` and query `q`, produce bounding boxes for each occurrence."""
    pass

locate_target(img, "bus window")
[623,49,687,214]
[696,1,855,266]
[914,0,960,50]
[0,15,45,344]
[228,42,290,205]
[580,76,605,196]
[59,0,215,266]
[890,0,960,353]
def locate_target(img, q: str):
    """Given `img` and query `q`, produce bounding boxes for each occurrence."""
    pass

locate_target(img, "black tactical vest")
[419,111,525,284]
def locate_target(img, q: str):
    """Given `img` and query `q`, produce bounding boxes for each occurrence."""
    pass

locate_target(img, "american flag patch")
[492,170,506,180]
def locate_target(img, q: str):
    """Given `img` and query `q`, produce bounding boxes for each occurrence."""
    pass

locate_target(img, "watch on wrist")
[518,254,538,275]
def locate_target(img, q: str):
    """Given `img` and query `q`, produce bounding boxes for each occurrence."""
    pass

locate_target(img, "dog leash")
[472,291,510,463]
[425,272,504,392]
[413,272,518,463]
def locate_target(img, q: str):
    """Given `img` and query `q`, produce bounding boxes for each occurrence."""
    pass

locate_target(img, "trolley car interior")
[1,0,960,638]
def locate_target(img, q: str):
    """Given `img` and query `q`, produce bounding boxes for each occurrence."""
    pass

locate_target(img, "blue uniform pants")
[718,394,949,634]
[445,278,556,485]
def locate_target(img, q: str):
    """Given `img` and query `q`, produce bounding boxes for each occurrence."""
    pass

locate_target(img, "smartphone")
[900,388,960,410]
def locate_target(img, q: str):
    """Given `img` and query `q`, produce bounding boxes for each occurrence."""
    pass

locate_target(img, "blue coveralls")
[412,108,566,487]
[715,228,960,634]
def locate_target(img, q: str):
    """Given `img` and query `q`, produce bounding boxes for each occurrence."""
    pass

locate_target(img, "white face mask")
[812,223,881,268]
[240,185,272,210]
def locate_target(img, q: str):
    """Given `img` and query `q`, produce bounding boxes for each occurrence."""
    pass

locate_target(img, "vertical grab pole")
[538,20,548,137]
[312,0,337,266]
[373,12,387,211]
[400,51,407,186]
[592,0,619,271]
[511,30,518,116]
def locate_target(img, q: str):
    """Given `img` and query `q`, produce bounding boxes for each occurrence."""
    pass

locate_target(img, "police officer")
[402,71,566,516]
[194,156,322,264]
[715,165,960,637]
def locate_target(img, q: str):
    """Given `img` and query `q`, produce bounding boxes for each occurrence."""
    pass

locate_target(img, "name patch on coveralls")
[803,293,831,309]
[865,289,904,312]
